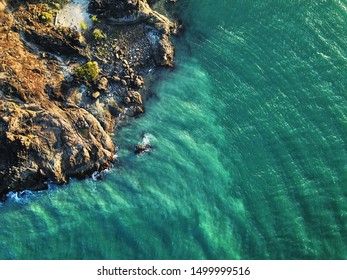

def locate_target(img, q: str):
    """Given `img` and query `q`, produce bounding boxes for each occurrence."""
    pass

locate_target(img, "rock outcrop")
[89,0,177,33]
[0,0,177,200]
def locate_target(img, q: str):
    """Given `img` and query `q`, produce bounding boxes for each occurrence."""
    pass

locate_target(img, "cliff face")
[0,0,177,200]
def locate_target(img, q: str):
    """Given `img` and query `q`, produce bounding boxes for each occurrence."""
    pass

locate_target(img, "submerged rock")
[134,144,152,155]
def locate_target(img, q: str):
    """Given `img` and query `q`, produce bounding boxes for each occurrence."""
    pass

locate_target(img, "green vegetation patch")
[80,22,87,31]
[76,61,100,81]
[93,29,106,40]
[40,12,54,23]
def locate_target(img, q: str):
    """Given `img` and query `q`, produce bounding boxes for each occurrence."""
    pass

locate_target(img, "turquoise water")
[1,0,347,259]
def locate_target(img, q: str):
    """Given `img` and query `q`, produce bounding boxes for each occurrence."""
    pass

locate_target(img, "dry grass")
[0,8,63,102]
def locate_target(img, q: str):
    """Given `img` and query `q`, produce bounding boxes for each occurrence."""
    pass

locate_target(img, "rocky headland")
[0,0,178,200]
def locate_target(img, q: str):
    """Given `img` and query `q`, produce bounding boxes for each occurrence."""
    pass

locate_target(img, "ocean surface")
[1,0,347,259]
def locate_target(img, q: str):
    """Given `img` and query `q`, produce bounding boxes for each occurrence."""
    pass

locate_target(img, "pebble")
[123,97,131,104]
[92,91,100,99]
[134,77,143,88]
[113,76,121,82]
[97,77,109,91]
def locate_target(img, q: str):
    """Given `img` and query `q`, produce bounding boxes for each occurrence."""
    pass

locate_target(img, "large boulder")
[0,100,115,199]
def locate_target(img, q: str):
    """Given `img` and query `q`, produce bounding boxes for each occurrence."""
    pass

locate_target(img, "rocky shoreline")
[0,0,178,200]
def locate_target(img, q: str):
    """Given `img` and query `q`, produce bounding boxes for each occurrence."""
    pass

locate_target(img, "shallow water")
[0,0,346,259]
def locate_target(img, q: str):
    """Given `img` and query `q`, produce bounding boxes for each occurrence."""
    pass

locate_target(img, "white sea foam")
[92,171,101,181]
[6,190,33,204]
[141,133,152,146]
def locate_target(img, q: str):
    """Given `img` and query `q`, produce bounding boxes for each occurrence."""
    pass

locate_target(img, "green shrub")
[40,12,54,23]
[93,29,106,40]
[91,15,98,23]
[76,61,99,81]
[80,22,87,31]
